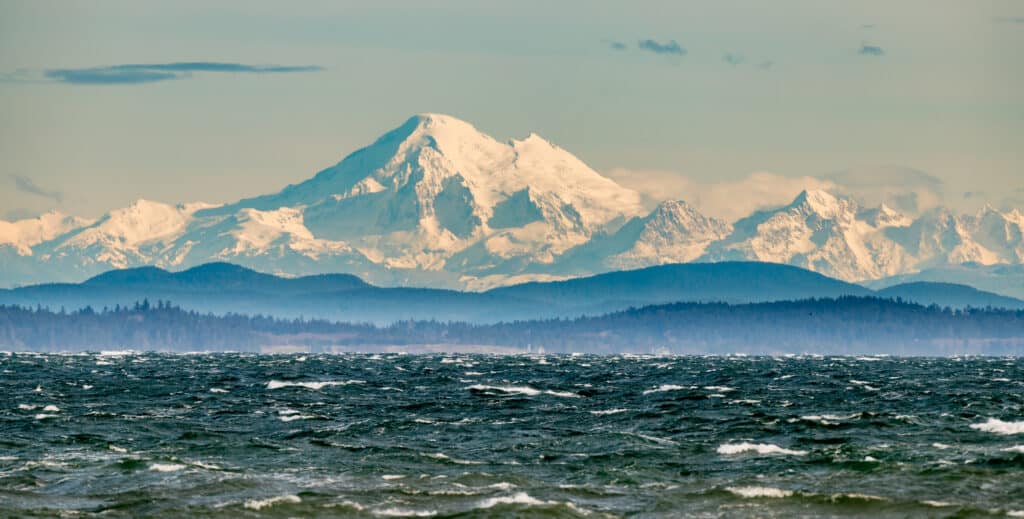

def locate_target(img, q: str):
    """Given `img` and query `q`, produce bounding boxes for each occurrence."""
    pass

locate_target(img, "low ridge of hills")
[2,261,1020,325]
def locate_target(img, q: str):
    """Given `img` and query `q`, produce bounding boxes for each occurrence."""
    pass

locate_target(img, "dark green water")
[2,353,1023,517]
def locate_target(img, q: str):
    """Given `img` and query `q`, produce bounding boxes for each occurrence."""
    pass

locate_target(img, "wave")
[800,413,859,425]
[643,384,690,395]
[970,418,1024,435]
[473,492,587,514]
[717,442,807,456]
[590,408,628,415]
[466,385,578,398]
[726,486,794,498]
[266,380,364,390]
[421,452,483,465]
[149,463,186,472]
[1002,445,1024,453]
[372,506,437,517]
[243,495,301,510]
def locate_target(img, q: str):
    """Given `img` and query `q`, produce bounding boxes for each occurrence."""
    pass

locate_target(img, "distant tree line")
[1,297,1022,354]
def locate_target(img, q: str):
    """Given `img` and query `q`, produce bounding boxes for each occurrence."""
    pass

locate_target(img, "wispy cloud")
[12,175,62,203]
[723,53,746,66]
[858,44,885,56]
[637,39,686,56]
[993,16,1024,24]
[606,169,836,221]
[722,53,773,71]
[605,40,628,50]
[40,62,323,85]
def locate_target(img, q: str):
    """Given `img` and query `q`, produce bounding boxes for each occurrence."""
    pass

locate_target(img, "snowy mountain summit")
[2,114,1022,289]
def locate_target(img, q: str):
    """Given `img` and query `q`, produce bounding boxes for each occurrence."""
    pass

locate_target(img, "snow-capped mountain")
[2,114,646,288]
[1,114,1022,290]
[0,211,93,255]
[700,189,914,281]
[701,190,1024,283]
[551,200,732,274]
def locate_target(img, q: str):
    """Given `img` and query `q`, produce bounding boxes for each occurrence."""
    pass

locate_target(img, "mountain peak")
[398,113,485,141]
[1,210,93,253]
[789,189,847,217]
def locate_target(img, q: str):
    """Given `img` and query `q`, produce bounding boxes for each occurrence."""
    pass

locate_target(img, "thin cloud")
[606,166,952,221]
[723,53,746,66]
[605,40,628,50]
[823,166,944,214]
[13,175,62,203]
[993,16,1024,24]
[42,61,323,85]
[637,39,686,56]
[605,169,836,222]
[858,44,885,56]
[4,208,40,221]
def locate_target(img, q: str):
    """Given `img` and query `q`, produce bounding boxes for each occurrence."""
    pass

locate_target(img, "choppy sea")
[2,352,1023,517]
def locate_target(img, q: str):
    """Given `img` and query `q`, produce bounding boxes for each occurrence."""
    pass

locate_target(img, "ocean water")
[2,353,1023,518]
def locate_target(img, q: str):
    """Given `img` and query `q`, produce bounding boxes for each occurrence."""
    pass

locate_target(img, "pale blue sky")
[1,0,1021,220]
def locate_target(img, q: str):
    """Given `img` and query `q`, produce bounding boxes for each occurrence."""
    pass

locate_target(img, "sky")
[1,0,1022,222]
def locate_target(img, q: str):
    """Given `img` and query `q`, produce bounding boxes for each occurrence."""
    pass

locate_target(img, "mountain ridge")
[2,114,1022,290]
[2,262,1021,326]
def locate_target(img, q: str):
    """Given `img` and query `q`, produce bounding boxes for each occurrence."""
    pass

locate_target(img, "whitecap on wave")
[642,384,691,395]
[717,442,807,456]
[970,418,1024,435]
[726,486,794,498]
[590,408,628,415]
[473,492,586,514]
[266,380,364,390]
[799,413,859,425]
[243,495,301,510]
[372,506,437,517]
[466,385,578,398]
[149,463,186,472]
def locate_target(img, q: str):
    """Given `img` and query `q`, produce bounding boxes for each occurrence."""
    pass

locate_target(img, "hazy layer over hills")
[3,296,1021,355]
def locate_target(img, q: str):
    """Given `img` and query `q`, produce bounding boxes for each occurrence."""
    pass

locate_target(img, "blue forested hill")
[0,261,1021,324]
[876,282,1024,310]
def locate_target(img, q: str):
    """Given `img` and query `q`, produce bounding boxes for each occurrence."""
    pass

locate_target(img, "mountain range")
[2,261,1021,325]
[2,113,1022,296]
